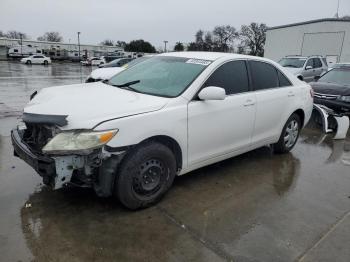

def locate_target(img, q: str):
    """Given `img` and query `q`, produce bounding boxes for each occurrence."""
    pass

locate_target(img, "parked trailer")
[8,45,43,58]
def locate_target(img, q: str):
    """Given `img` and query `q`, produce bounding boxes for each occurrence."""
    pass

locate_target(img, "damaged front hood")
[311,82,350,96]
[24,82,169,129]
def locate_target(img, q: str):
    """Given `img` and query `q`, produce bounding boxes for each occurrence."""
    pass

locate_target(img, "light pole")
[19,33,23,57]
[77,32,81,62]
[163,40,168,53]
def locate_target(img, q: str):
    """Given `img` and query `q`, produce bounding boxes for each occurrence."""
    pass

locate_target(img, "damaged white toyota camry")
[12,52,313,209]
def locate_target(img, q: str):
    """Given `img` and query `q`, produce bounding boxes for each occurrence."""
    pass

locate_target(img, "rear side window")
[277,71,292,87]
[204,61,249,95]
[249,61,279,90]
[313,58,322,68]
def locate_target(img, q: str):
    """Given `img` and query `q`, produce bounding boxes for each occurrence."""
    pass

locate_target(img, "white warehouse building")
[264,18,350,65]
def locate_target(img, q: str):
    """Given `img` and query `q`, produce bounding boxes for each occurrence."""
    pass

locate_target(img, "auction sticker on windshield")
[186,59,211,66]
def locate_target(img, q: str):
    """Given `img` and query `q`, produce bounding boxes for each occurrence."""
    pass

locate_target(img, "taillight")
[310,88,314,98]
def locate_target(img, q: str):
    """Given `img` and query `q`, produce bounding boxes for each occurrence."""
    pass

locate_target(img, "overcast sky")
[1,0,349,49]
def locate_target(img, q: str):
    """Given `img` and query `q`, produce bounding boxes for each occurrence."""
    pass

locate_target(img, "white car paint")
[23,51,313,177]
[87,67,125,82]
[21,55,51,65]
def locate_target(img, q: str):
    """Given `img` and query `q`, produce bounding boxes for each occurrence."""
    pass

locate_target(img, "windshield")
[108,56,210,97]
[278,58,306,68]
[319,69,350,86]
[123,56,150,68]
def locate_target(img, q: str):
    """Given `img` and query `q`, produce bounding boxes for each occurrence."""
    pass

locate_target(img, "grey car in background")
[279,55,328,82]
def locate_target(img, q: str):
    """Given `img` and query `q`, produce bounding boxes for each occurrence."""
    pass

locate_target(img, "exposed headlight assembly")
[42,129,118,153]
[338,96,350,102]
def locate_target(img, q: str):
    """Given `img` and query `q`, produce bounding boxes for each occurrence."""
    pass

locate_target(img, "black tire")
[44,60,48,65]
[26,60,31,65]
[273,114,301,154]
[115,142,176,210]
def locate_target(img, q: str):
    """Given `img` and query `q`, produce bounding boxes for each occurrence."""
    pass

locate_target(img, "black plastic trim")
[23,113,68,126]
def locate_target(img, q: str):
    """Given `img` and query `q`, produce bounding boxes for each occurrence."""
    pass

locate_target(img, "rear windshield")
[108,56,210,97]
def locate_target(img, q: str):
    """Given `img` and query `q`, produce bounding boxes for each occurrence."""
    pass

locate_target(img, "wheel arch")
[292,109,305,127]
[138,135,183,172]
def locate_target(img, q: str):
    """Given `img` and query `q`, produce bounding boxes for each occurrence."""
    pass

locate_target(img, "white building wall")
[264,20,350,63]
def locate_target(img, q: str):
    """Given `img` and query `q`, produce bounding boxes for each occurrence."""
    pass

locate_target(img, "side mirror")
[314,75,321,81]
[305,65,313,70]
[198,86,226,101]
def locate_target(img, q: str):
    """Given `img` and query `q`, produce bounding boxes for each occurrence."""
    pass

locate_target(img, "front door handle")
[244,99,255,106]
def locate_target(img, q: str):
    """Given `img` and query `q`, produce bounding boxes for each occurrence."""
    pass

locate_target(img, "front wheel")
[273,114,301,154]
[26,60,31,65]
[115,142,176,210]
[44,60,48,65]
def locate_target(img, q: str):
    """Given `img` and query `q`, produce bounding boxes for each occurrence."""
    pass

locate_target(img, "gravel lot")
[0,61,349,262]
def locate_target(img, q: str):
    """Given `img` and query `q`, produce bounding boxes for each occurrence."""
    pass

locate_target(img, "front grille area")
[22,124,54,153]
[314,92,340,100]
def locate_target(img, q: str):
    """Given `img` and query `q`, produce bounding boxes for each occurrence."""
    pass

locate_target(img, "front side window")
[306,59,313,68]
[109,56,210,97]
[249,61,279,90]
[204,61,249,95]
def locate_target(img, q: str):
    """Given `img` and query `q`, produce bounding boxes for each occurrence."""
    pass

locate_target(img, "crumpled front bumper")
[11,128,56,184]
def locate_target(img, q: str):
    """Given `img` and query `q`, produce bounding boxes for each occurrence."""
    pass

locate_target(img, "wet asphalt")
[0,61,350,262]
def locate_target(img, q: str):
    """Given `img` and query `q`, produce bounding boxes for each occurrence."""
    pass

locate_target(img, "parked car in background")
[279,55,328,82]
[86,56,152,82]
[12,52,313,209]
[98,57,134,68]
[81,57,104,66]
[20,55,51,65]
[311,67,350,112]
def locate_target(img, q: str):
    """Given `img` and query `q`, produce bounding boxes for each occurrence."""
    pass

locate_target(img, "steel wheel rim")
[284,120,299,148]
[132,159,165,197]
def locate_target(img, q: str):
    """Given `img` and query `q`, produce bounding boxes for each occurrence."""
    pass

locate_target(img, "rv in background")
[8,45,43,58]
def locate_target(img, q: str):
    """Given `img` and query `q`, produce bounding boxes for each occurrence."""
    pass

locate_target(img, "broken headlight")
[42,129,118,153]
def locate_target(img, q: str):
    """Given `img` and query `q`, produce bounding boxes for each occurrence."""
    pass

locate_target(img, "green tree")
[240,22,267,57]
[174,42,184,51]
[116,40,127,48]
[124,40,156,53]
[37,32,63,42]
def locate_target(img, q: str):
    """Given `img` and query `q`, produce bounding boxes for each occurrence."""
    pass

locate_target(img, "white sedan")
[12,52,313,210]
[21,55,51,65]
[85,56,152,82]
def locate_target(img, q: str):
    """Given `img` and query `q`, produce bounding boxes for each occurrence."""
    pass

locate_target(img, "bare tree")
[204,32,213,51]
[240,23,267,57]
[213,25,238,52]
[100,39,114,46]
[0,31,4,37]
[6,30,28,39]
[37,31,63,42]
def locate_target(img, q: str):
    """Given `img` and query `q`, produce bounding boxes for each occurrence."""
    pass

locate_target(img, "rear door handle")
[243,99,255,106]
[288,92,295,97]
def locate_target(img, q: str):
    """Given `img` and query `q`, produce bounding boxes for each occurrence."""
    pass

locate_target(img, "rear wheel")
[115,142,176,210]
[44,60,48,65]
[26,60,31,65]
[273,114,301,154]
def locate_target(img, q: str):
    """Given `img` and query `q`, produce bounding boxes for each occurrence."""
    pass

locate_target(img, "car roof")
[157,51,266,62]
[284,55,324,59]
